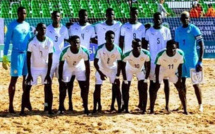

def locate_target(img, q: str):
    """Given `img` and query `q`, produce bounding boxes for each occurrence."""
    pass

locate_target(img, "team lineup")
[2,6,204,115]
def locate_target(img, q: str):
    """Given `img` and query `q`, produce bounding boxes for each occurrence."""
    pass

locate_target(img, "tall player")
[20,23,54,115]
[95,8,122,111]
[58,36,90,114]
[152,40,188,114]
[45,11,69,110]
[3,6,31,113]
[93,31,122,113]
[120,7,146,110]
[122,39,151,113]
[143,12,172,112]
[175,11,204,112]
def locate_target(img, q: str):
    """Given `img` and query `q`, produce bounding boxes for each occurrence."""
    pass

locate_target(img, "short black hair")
[69,35,80,42]
[153,12,162,18]
[130,7,138,13]
[36,23,45,30]
[132,38,141,44]
[167,39,177,47]
[52,11,60,16]
[106,8,114,14]
[79,9,87,16]
[17,6,26,13]
[105,30,115,37]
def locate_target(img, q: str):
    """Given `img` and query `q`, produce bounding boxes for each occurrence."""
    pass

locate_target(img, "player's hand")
[196,64,203,72]
[155,81,160,89]
[44,75,52,84]
[26,74,33,84]
[2,55,10,70]
[175,80,182,89]
[99,72,107,80]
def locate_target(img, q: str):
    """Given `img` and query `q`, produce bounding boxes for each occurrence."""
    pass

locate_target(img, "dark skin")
[106,10,115,26]
[178,13,204,107]
[79,11,97,44]
[119,9,146,53]
[93,33,122,113]
[58,38,90,114]
[121,41,150,113]
[151,43,188,114]
[8,8,27,113]
[143,14,171,112]
[20,24,53,115]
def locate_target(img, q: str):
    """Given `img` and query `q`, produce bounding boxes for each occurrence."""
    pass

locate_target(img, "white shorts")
[26,69,49,85]
[126,68,145,81]
[50,62,59,78]
[95,68,117,85]
[159,71,178,84]
[62,67,86,83]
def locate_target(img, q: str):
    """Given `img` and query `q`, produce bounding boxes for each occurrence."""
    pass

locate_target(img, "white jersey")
[27,36,54,70]
[120,22,145,53]
[60,46,89,71]
[95,44,122,71]
[155,49,184,75]
[69,22,96,49]
[123,49,150,72]
[46,24,69,63]
[95,21,122,46]
[145,26,172,63]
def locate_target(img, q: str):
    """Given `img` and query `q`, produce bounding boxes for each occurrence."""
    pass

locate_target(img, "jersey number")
[81,34,84,40]
[157,38,160,44]
[55,36,58,42]
[168,64,174,69]
[107,58,110,64]
[133,33,136,39]
[73,61,77,66]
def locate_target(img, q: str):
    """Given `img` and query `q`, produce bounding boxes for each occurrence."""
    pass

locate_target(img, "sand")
[0,60,215,134]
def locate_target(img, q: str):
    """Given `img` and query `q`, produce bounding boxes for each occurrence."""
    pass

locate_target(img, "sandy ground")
[0,60,215,134]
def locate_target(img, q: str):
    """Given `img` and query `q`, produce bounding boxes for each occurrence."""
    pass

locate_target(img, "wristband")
[124,80,128,84]
[197,61,202,66]
[115,76,119,79]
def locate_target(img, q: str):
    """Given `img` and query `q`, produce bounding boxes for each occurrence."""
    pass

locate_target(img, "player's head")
[17,6,27,21]
[166,40,177,56]
[160,0,165,4]
[208,4,212,8]
[36,23,46,36]
[130,7,138,20]
[66,22,72,29]
[106,8,115,21]
[180,11,190,25]
[68,35,80,49]
[79,9,88,22]
[51,11,61,23]
[105,30,115,45]
[132,39,142,51]
[153,12,162,26]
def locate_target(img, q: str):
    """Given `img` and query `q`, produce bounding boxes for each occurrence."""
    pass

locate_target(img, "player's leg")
[163,79,170,112]
[68,75,75,111]
[139,80,148,114]
[193,84,203,111]
[110,85,116,111]
[149,80,159,114]
[93,72,103,113]
[112,80,121,113]
[8,77,18,113]
[58,81,67,114]
[78,81,89,114]
[20,84,32,115]
[44,83,53,114]
[122,81,131,113]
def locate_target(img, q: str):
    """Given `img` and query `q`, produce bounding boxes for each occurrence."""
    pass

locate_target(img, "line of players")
[3,6,204,115]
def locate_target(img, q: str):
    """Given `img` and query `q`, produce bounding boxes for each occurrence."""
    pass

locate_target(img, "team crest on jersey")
[163,59,167,62]
[78,55,82,59]
[187,29,191,33]
[85,29,89,32]
[140,57,144,61]
[173,59,177,63]
[22,29,27,34]
[14,70,17,74]
[126,27,130,30]
[114,28,117,31]
[45,45,49,49]
[111,54,115,58]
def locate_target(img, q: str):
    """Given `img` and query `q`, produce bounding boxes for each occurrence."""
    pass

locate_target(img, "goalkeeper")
[3,6,32,113]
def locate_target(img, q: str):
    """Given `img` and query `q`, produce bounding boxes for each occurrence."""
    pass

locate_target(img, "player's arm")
[94,58,106,80]
[26,51,33,83]
[144,61,150,79]
[155,64,161,89]
[58,60,64,83]
[45,53,53,84]
[4,23,13,56]
[142,39,148,50]
[84,60,90,83]
[121,61,127,80]
[119,36,124,52]
[91,26,98,44]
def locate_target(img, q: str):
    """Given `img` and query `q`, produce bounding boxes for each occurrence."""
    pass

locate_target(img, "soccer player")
[20,23,54,115]
[45,11,69,111]
[93,31,122,113]
[143,12,172,112]
[58,36,90,114]
[69,9,97,49]
[95,8,122,111]
[121,39,150,113]
[151,40,188,114]
[175,11,204,112]
[3,6,31,113]
[95,8,122,46]
[120,7,146,109]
